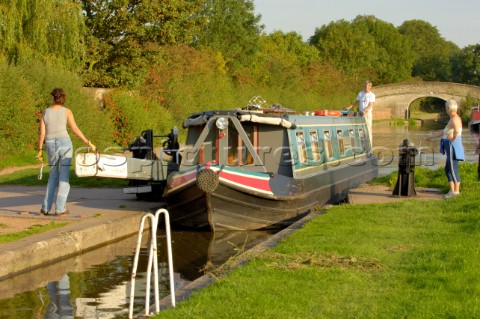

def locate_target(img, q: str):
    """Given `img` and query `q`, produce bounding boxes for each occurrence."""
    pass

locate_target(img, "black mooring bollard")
[392,139,418,197]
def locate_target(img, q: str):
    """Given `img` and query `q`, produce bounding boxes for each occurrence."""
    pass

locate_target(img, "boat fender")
[314,110,342,117]
[196,168,219,193]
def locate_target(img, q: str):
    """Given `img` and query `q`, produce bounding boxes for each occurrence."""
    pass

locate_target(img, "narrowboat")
[163,104,377,231]
[470,105,480,136]
[75,102,378,231]
[469,105,480,180]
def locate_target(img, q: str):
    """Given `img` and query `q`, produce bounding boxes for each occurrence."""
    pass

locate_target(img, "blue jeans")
[42,137,73,213]
[46,274,73,319]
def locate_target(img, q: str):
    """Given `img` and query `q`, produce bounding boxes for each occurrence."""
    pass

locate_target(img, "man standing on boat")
[345,80,375,145]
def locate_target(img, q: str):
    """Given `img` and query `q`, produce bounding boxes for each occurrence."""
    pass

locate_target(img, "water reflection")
[373,120,478,175]
[45,275,73,319]
[0,230,274,319]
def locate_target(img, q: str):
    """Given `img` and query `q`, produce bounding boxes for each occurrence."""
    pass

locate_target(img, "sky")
[254,0,480,48]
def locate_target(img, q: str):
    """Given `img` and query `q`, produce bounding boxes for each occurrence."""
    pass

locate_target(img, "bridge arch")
[373,82,480,119]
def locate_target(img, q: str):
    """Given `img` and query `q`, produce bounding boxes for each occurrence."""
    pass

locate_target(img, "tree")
[398,20,459,81]
[249,31,319,88]
[0,0,85,69]
[451,44,480,85]
[411,55,453,81]
[309,15,414,84]
[309,19,372,79]
[352,15,414,84]
[81,0,206,87]
[193,0,263,76]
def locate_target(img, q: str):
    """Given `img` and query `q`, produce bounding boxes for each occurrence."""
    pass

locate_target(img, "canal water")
[0,230,275,319]
[373,120,478,175]
[0,119,478,319]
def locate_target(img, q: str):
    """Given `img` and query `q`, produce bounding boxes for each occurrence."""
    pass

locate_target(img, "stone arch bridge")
[373,82,480,119]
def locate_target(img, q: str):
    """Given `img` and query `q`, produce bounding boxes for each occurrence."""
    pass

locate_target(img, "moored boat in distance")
[76,99,378,231]
[469,105,480,180]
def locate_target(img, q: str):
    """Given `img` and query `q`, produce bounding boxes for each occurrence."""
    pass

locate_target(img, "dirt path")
[0,215,59,235]
[0,164,41,176]
[0,166,59,237]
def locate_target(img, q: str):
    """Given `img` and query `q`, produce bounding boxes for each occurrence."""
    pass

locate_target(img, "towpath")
[346,183,443,204]
[0,185,162,280]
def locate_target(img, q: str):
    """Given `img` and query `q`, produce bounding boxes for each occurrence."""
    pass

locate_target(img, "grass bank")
[0,222,68,244]
[157,163,479,318]
[0,166,127,188]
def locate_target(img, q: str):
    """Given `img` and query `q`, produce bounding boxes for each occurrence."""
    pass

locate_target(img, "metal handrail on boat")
[128,208,176,318]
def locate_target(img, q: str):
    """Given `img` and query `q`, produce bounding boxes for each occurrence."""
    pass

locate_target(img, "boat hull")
[166,157,377,231]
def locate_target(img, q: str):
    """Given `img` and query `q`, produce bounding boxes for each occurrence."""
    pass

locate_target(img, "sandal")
[40,209,49,216]
[55,210,70,217]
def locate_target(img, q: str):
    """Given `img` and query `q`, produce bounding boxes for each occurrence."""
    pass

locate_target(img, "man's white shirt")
[356,91,375,113]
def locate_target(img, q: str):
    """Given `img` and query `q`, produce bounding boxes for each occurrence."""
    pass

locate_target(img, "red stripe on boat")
[219,170,271,192]
[168,170,196,190]
[473,110,480,122]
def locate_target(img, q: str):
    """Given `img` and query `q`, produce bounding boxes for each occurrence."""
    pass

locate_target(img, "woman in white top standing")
[37,88,96,215]
[427,99,465,198]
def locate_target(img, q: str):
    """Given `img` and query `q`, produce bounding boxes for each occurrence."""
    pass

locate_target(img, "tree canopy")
[452,44,480,85]
[0,0,85,69]
[81,0,206,87]
[309,15,414,85]
[1,1,479,92]
[398,20,460,81]
[193,0,263,75]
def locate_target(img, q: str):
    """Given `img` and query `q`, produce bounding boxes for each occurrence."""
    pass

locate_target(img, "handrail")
[128,208,175,318]
[154,208,176,309]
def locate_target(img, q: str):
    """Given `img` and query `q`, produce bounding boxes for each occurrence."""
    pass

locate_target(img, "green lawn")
[0,166,127,188]
[156,163,480,318]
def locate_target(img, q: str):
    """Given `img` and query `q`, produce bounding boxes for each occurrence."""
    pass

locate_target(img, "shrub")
[0,59,114,168]
[0,60,38,159]
[143,45,237,123]
[104,89,174,147]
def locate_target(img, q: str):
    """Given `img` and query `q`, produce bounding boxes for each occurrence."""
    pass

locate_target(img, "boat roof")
[183,107,363,129]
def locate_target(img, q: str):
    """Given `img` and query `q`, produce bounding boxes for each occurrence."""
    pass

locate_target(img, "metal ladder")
[128,208,176,318]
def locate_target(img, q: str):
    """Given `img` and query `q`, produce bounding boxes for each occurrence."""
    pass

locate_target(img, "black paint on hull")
[166,157,378,231]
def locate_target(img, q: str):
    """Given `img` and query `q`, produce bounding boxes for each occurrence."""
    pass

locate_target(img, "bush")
[104,89,174,147]
[460,95,480,123]
[0,60,38,160]
[143,45,238,123]
[0,59,114,169]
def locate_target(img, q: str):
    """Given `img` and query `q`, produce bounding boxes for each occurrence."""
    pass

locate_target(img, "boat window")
[309,130,321,161]
[227,123,257,166]
[194,126,216,165]
[359,128,366,152]
[337,129,345,156]
[343,129,352,154]
[240,125,256,165]
[349,129,356,153]
[228,125,239,165]
[323,130,333,159]
[296,131,307,164]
